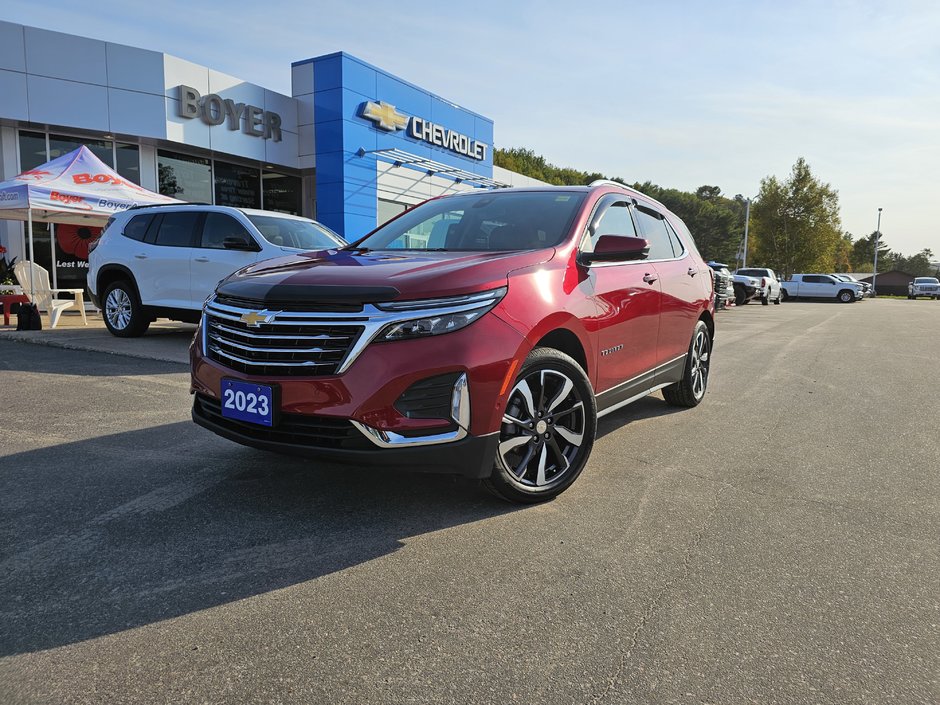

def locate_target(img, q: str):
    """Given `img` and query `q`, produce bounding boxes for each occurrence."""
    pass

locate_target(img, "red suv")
[191,182,715,502]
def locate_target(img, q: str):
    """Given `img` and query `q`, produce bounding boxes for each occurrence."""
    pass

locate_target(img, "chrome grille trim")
[202,289,505,376]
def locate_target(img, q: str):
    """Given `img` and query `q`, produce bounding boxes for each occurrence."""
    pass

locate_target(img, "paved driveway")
[1,300,937,704]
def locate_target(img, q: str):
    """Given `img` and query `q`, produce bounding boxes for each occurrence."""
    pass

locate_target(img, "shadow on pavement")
[596,394,686,440]
[0,339,188,377]
[0,422,518,656]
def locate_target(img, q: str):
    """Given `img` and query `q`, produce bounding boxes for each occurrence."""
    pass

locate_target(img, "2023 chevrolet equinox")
[190,182,715,502]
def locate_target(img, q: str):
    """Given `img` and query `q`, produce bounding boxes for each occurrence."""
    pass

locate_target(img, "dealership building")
[0,20,542,291]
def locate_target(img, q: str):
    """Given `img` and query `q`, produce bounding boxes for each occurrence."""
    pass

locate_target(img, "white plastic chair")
[13,260,87,328]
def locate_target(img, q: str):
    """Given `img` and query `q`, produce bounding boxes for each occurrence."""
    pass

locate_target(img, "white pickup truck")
[908,277,940,299]
[734,268,783,305]
[781,274,863,303]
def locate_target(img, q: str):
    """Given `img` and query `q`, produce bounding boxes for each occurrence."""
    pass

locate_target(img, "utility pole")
[741,198,751,268]
[872,207,882,297]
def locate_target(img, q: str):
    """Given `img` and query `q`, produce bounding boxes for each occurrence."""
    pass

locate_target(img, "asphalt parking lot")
[1,299,937,705]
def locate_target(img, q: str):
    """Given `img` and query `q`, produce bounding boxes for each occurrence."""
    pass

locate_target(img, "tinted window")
[804,275,830,283]
[123,214,153,242]
[262,171,302,215]
[201,213,254,249]
[215,161,261,209]
[633,206,675,260]
[591,201,636,249]
[158,150,212,203]
[153,212,199,247]
[664,220,685,257]
[355,191,587,252]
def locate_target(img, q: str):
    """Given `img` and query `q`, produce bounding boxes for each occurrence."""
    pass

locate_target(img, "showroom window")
[17,130,140,183]
[214,160,261,209]
[18,131,47,172]
[378,199,408,226]
[158,150,212,204]
[262,171,302,215]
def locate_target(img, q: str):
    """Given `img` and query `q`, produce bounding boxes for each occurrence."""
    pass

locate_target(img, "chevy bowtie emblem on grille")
[240,310,279,327]
[360,100,409,132]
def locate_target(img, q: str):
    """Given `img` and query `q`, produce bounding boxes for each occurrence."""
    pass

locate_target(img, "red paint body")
[190,184,714,461]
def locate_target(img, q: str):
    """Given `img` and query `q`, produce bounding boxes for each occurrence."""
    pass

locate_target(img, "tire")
[761,294,769,305]
[102,280,150,337]
[485,347,596,504]
[774,290,782,304]
[781,289,790,301]
[734,285,747,306]
[662,321,712,408]
[908,295,914,300]
[838,289,855,303]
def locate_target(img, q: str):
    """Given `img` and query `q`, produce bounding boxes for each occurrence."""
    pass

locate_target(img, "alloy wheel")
[105,288,132,330]
[690,328,711,399]
[498,369,586,489]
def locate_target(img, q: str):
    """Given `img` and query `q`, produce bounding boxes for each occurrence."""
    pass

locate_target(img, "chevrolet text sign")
[359,101,487,161]
[177,85,282,142]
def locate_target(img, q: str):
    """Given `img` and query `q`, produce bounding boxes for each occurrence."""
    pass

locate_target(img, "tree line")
[495,148,937,277]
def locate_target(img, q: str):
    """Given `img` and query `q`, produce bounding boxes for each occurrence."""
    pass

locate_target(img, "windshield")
[914,277,939,284]
[247,214,344,250]
[353,191,587,252]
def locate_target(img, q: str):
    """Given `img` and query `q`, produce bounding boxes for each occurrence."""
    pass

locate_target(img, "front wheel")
[485,348,597,504]
[662,321,712,408]
[838,290,855,303]
[102,280,150,337]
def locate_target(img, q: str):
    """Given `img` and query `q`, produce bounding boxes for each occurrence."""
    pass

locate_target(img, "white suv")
[88,205,344,337]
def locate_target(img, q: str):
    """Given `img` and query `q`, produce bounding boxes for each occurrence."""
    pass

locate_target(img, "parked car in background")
[734,267,782,305]
[89,205,345,337]
[707,261,735,309]
[190,183,716,503]
[781,274,862,302]
[908,277,940,299]
[832,274,872,297]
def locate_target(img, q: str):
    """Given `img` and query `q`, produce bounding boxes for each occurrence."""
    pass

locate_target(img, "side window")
[122,214,153,242]
[590,201,636,249]
[153,212,200,248]
[805,275,826,284]
[664,220,685,258]
[201,213,254,249]
[633,206,675,260]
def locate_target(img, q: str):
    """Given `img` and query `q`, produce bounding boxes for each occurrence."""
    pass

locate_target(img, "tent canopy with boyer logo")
[0,145,180,297]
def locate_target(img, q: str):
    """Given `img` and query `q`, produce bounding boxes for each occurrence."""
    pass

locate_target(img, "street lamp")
[872,207,883,297]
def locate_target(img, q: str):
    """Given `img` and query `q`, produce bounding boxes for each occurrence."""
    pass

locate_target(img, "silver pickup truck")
[908,277,940,299]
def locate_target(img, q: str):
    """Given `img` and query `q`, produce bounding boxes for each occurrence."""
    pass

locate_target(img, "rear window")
[737,269,768,277]
[122,214,153,242]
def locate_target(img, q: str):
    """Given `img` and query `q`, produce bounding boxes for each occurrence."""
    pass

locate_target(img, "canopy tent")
[0,145,180,298]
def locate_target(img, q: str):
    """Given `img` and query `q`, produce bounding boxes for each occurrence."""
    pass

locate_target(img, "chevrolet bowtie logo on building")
[359,100,488,162]
[239,310,279,328]
[361,101,409,132]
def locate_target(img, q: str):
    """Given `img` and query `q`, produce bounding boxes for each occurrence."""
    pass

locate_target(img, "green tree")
[850,231,891,272]
[750,158,842,277]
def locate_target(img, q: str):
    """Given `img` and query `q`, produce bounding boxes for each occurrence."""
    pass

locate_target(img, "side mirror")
[580,235,650,264]
[223,236,259,251]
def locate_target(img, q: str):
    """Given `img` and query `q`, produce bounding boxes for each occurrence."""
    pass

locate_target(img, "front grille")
[395,373,461,420]
[204,298,365,377]
[194,393,374,451]
[213,294,363,313]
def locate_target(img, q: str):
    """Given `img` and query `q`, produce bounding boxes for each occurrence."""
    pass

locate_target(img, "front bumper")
[192,393,499,477]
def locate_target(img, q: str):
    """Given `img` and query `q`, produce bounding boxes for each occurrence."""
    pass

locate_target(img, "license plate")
[221,379,275,427]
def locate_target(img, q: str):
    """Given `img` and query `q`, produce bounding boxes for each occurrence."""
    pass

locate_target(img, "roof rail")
[588,179,630,190]
[126,202,210,211]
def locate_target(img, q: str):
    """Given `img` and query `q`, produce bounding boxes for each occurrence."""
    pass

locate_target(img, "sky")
[4,0,938,256]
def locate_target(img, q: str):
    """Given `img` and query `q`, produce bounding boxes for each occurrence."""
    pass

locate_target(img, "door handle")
[687,267,697,277]
[134,254,147,259]
[643,273,658,284]
[194,257,210,263]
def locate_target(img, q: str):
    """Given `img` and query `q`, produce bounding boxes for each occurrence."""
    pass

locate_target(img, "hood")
[216,248,554,304]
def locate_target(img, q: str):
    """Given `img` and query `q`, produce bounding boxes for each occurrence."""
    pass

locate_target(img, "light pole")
[872,207,882,297]
[741,198,751,268]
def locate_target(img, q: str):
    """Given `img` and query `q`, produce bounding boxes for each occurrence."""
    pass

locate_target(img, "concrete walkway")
[0,311,193,365]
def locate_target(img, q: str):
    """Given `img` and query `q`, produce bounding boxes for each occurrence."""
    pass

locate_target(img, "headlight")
[376,287,506,341]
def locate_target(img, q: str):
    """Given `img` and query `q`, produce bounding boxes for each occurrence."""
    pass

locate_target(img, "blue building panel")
[306,51,495,238]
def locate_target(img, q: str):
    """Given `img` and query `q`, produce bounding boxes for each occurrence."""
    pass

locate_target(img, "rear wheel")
[734,285,747,306]
[486,348,596,504]
[662,321,712,408]
[102,280,150,337]
[774,290,782,304]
